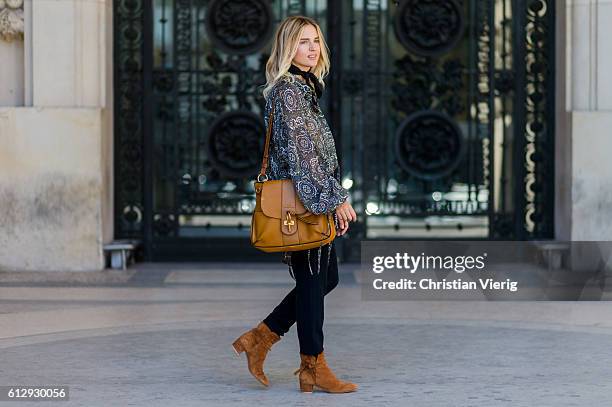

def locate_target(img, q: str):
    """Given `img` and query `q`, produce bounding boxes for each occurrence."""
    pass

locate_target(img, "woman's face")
[292,24,320,71]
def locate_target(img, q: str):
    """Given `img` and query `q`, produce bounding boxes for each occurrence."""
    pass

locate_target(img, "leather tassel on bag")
[282,241,334,281]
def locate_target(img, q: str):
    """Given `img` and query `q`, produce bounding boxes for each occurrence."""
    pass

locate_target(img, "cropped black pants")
[263,241,339,356]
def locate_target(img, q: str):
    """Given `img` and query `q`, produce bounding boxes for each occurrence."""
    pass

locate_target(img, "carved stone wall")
[0,0,23,42]
[0,0,23,106]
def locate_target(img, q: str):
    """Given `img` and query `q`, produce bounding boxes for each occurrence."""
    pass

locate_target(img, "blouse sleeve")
[275,81,349,215]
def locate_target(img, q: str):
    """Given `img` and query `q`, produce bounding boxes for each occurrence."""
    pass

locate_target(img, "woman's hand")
[335,200,357,236]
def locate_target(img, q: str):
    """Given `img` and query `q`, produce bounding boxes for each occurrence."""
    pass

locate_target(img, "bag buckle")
[283,211,295,232]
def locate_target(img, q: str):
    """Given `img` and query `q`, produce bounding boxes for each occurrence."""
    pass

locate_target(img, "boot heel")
[299,382,314,393]
[232,339,245,356]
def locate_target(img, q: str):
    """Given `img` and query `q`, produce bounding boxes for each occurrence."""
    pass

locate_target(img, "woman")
[231,16,358,393]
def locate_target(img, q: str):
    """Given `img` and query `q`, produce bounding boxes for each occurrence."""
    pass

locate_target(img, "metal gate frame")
[113,0,555,262]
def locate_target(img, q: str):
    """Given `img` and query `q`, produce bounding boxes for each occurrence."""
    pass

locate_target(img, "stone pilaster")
[564,0,612,241]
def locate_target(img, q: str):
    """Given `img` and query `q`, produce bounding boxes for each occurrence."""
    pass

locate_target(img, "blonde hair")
[261,16,330,100]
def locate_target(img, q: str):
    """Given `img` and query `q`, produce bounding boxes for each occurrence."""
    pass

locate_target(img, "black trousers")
[263,241,339,356]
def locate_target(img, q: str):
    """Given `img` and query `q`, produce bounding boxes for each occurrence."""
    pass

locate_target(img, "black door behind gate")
[114,0,555,262]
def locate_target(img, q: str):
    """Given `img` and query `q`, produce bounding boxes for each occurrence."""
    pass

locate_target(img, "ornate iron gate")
[114,0,555,261]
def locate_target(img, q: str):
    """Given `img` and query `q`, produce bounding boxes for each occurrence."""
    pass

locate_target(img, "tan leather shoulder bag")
[250,103,336,253]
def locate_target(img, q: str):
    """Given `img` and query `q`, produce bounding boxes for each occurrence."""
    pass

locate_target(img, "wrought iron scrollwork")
[153,213,176,237]
[494,69,515,95]
[206,111,265,178]
[205,0,274,55]
[394,110,465,180]
[518,0,555,238]
[490,213,515,240]
[392,54,465,117]
[394,0,465,57]
[114,0,145,238]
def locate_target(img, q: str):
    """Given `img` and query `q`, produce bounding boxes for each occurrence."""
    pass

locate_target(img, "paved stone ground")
[1,263,612,406]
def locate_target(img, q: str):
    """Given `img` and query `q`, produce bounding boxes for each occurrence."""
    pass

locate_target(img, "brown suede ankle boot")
[293,351,358,393]
[232,322,281,387]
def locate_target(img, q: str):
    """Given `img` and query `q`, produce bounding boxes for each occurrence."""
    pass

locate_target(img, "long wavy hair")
[261,16,330,100]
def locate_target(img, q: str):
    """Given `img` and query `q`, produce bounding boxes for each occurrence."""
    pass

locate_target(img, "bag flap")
[259,179,308,218]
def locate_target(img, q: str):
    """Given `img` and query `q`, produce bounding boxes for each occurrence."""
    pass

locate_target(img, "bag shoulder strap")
[258,101,276,180]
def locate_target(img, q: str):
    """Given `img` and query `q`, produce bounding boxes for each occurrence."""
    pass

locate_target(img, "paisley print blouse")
[263,73,349,216]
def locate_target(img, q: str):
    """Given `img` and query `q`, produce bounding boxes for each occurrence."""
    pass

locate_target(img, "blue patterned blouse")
[263,73,349,216]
